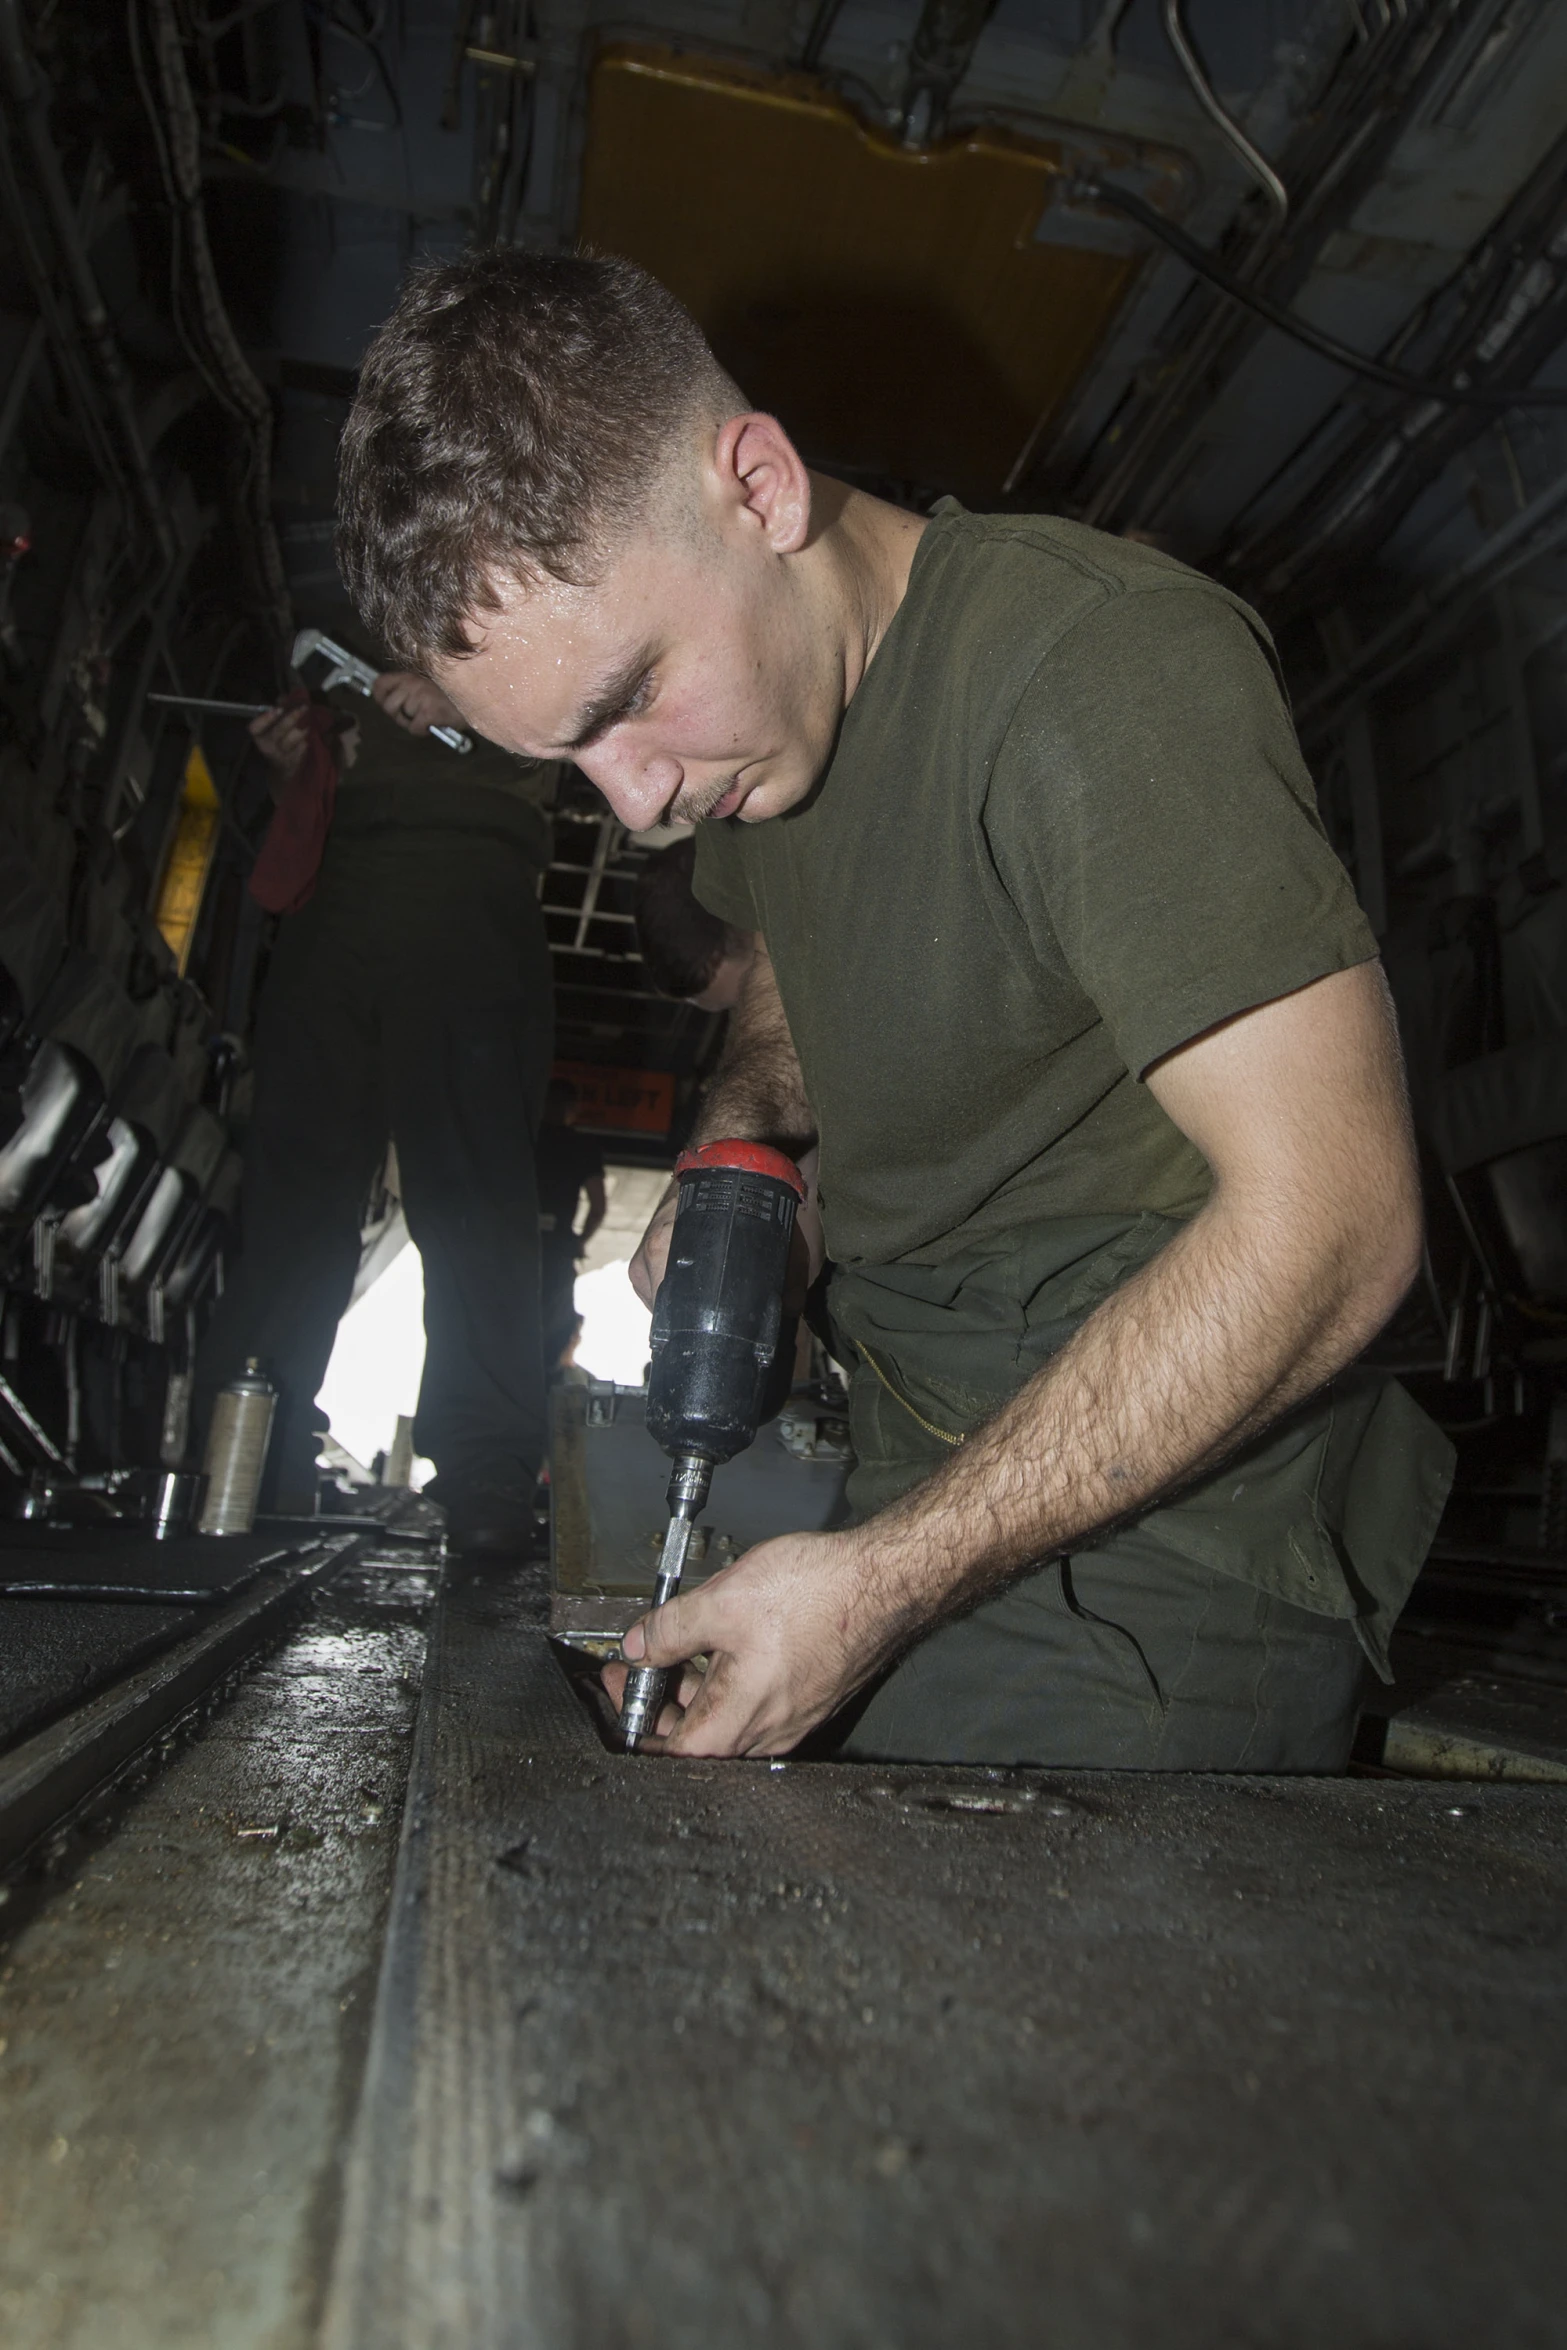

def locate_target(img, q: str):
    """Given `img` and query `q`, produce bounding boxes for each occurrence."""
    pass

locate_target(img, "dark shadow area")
[711,294,1036,497]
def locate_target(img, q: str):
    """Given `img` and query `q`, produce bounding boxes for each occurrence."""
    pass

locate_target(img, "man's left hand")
[372,669,466,736]
[599,1526,906,1757]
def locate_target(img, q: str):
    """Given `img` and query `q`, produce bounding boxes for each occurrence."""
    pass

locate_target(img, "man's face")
[429,483,841,833]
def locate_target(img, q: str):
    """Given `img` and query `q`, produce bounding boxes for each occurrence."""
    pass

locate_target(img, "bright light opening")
[315,1163,669,1476]
[571,1259,651,1385]
[570,1163,668,1386]
[316,1238,428,1480]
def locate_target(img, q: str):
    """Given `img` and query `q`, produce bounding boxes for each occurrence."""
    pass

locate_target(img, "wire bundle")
[127,0,291,649]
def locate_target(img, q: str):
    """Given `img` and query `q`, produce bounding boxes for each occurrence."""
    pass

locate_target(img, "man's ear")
[709,413,811,555]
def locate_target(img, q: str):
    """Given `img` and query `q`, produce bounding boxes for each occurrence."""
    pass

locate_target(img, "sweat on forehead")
[429,564,657,749]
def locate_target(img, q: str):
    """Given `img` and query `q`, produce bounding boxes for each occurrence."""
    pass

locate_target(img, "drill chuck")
[619,1452,711,1748]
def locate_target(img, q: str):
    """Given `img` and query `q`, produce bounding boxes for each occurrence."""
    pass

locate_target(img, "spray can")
[196,1360,276,1536]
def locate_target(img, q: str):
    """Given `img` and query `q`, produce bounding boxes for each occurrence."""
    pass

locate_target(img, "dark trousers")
[195,821,553,1507]
[831,1349,1368,1771]
[837,1543,1369,1771]
[824,1234,1450,1771]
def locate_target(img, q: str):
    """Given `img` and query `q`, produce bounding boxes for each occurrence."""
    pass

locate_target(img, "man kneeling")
[334,248,1454,1769]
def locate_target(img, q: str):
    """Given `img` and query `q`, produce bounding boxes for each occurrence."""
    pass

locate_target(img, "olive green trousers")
[823,1220,1454,1772]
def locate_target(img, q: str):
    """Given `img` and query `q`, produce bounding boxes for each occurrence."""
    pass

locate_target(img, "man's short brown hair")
[336,250,738,666]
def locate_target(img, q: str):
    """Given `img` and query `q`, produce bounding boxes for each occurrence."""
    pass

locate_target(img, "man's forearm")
[857,965,1421,1636]
[851,1181,1406,1643]
[692,945,816,1155]
[629,941,815,1308]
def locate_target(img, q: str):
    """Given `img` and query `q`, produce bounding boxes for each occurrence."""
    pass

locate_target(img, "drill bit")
[620,1452,712,1748]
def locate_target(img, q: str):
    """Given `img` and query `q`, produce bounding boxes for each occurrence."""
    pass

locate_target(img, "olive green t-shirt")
[692,501,1377,1272]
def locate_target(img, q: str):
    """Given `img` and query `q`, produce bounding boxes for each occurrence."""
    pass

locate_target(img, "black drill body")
[618,1142,804,1748]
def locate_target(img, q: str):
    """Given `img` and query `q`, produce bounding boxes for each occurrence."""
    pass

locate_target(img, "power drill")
[618,1141,807,1749]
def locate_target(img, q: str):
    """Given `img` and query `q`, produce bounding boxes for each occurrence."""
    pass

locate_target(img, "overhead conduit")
[0,0,176,563]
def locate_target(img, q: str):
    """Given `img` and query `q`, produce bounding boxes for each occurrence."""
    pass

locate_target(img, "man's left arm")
[604,959,1421,1755]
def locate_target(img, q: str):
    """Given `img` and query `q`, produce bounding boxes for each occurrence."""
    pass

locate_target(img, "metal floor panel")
[0,1525,301,1597]
[0,1532,350,1752]
[324,1565,1567,2350]
[0,1536,365,1873]
[0,1598,203,1749]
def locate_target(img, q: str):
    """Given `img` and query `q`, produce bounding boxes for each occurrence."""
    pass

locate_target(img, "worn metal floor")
[2,1505,1565,2346]
[0,1538,435,2350]
[323,1563,1567,2350]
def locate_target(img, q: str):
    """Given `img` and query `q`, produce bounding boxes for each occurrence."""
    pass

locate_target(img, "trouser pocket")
[1050,1558,1167,1720]
[842,1357,956,1521]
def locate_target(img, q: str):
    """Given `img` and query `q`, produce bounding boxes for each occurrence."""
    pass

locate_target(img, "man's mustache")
[589,769,744,829]
[671,772,744,825]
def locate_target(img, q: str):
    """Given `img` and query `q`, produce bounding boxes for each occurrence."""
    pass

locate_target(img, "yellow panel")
[579,46,1183,495]
[154,744,222,976]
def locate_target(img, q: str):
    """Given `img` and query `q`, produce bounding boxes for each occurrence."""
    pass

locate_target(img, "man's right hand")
[372,669,465,737]
[629,1147,824,1312]
[630,942,821,1312]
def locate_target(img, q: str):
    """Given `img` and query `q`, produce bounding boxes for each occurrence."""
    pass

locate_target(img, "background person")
[194,657,557,1556]
[534,1076,607,1370]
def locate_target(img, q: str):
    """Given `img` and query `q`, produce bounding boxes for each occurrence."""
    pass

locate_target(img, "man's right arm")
[629,940,818,1306]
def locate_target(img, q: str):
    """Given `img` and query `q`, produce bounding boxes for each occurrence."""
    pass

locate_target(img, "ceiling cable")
[1160,0,1288,227]
[798,0,845,73]
[1068,176,1567,408]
